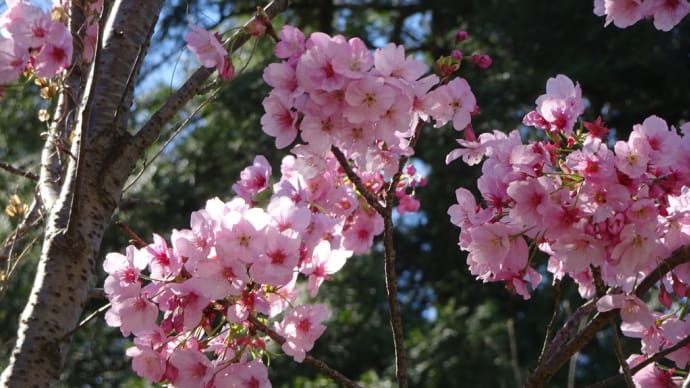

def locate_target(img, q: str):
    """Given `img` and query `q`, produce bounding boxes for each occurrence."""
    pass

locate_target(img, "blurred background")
[1,0,689,386]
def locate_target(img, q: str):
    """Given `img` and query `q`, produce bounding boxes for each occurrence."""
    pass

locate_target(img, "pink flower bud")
[471,54,492,69]
[451,49,463,61]
[454,30,469,43]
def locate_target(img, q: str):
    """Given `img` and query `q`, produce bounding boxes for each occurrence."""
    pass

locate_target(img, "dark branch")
[587,335,690,388]
[0,162,38,181]
[330,146,386,215]
[525,246,690,387]
[132,0,292,153]
[247,315,362,388]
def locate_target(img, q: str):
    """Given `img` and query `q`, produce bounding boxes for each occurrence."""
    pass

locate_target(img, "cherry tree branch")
[329,146,385,214]
[132,0,291,154]
[331,120,425,388]
[246,315,362,388]
[0,197,44,277]
[587,334,690,388]
[381,199,408,388]
[0,162,38,181]
[330,144,409,387]
[525,245,690,387]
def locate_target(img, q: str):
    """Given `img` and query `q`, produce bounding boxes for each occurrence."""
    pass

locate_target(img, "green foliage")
[1,0,689,386]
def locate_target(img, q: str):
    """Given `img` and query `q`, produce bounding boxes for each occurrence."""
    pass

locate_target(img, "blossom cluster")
[593,0,690,31]
[103,150,393,386]
[448,73,690,383]
[260,25,477,180]
[0,0,84,84]
[107,23,476,386]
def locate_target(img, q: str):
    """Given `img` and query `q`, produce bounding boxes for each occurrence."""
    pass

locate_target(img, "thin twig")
[608,322,634,387]
[381,204,408,388]
[132,0,292,153]
[329,146,385,214]
[123,88,218,194]
[115,221,148,248]
[525,246,690,387]
[0,162,38,181]
[246,315,361,388]
[507,318,522,385]
[62,302,112,341]
[587,334,690,388]
[0,196,44,279]
[537,278,561,366]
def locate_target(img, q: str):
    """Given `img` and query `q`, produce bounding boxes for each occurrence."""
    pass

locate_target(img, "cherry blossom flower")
[274,304,329,362]
[0,38,28,83]
[650,0,690,31]
[125,345,166,382]
[212,360,271,387]
[184,24,233,79]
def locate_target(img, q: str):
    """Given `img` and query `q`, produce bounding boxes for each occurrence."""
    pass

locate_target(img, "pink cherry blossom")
[275,24,305,62]
[106,294,159,336]
[261,90,299,149]
[531,74,585,136]
[168,349,213,388]
[126,345,166,382]
[373,43,427,82]
[249,228,301,286]
[627,354,678,388]
[650,0,690,31]
[184,24,233,79]
[216,208,269,264]
[142,233,183,281]
[302,241,349,297]
[0,38,28,83]
[342,210,384,254]
[232,155,272,203]
[596,293,655,330]
[295,32,348,92]
[172,210,214,270]
[34,22,73,77]
[212,360,271,388]
[343,77,396,123]
[601,0,653,28]
[426,77,476,131]
[274,304,329,362]
[103,245,147,299]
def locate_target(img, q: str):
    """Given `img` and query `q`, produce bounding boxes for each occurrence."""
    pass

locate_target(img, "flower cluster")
[103,149,392,386]
[449,73,690,380]
[107,24,480,386]
[0,0,80,83]
[260,25,477,180]
[593,0,690,31]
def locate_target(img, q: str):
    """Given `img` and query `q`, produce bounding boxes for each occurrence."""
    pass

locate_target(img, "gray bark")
[0,1,164,386]
[0,1,291,386]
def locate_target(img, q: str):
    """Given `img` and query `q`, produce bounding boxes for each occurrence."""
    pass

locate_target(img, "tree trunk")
[0,1,164,385]
[0,1,291,385]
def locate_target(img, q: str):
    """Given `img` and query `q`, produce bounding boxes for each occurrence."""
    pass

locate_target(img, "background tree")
[0,0,688,387]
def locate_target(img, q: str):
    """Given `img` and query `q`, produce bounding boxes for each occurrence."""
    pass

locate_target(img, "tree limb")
[132,0,292,154]
[0,162,38,181]
[587,334,690,388]
[247,315,362,388]
[524,246,690,387]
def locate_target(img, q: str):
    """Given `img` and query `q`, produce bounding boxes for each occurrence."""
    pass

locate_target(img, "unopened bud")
[436,56,460,77]
[454,30,469,44]
[451,49,463,61]
[471,54,492,69]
